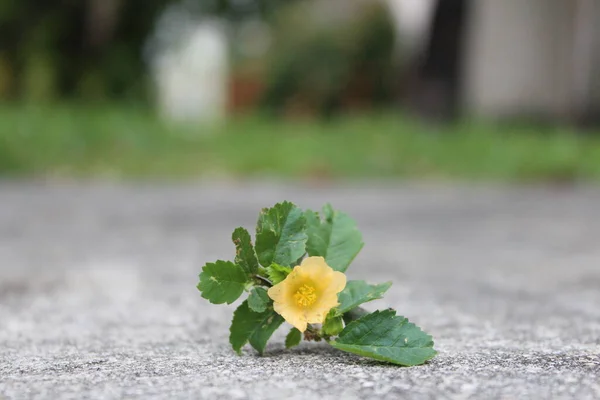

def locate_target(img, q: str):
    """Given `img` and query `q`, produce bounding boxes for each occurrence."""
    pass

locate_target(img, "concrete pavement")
[1,182,599,399]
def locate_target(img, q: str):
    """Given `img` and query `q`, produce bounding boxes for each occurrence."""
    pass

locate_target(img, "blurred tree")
[0,0,300,102]
[259,0,398,119]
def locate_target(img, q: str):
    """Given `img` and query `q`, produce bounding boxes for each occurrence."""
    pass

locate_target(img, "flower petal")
[274,302,308,332]
[305,293,339,324]
[324,271,347,295]
[267,283,286,302]
[299,256,330,276]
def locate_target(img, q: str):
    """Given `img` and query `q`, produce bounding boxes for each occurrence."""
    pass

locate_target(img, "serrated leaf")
[230,301,285,355]
[197,260,248,304]
[330,310,437,366]
[249,316,285,355]
[266,263,292,285]
[337,280,392,314]
[232,227,259,275]
[305,204,364,272]
[255,201,308,267]
[248,287,270,313]
[285,328,302,349]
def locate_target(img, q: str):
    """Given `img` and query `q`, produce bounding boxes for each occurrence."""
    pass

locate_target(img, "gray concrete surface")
[1,182,599,399]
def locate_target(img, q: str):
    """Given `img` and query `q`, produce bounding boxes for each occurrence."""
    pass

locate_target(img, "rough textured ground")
[0,182,599,399]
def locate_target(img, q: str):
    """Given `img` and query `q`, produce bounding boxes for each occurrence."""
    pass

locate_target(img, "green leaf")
[305,204,364,272]
[285,328,302,349]
[266,263,292,285]
[197,260,248,304]
[248,287,270,313]
[330,310,437,366]
[342,306,370,325]
[232,227,259,275]
[255,201,308,267]
[230,301,285,355]
[322,313,344,336]
[337,280,392,314]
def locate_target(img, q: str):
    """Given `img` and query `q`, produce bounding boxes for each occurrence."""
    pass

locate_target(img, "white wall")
[384,0,436,56]
[572,0,600,115]
[462,0,576,119]
[148,7,229,125]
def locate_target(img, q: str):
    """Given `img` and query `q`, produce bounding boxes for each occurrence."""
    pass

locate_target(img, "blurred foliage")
[0,0,174,101]
[0,0,298,102]
[260,0,399,118]
[189,0,300,22]
[2,104,600,182]
[0,0,396,114]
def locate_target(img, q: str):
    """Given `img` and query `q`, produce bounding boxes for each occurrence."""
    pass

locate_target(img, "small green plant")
[197,201,437,366]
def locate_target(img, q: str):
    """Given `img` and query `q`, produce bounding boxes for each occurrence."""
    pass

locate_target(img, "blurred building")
[414,0,600,125]
[144,0,600,126]
[465,0,600,124]
[10,0,595,126]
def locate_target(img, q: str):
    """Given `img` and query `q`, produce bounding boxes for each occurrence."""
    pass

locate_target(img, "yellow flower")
[267,256,346,332]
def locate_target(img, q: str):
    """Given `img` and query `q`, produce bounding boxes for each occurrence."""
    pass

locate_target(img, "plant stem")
[255,275,273,287]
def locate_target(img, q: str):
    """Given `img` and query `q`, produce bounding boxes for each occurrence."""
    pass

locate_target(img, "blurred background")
[2,3,600,395]
[1,0,600,182]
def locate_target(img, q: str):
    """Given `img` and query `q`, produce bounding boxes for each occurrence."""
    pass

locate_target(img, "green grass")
[1,103,600,182]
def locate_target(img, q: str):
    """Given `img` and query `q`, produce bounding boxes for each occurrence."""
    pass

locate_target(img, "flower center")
[294,284,317,307]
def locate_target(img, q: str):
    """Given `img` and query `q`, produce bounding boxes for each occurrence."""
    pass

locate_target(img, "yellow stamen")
[294,284,317,307]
